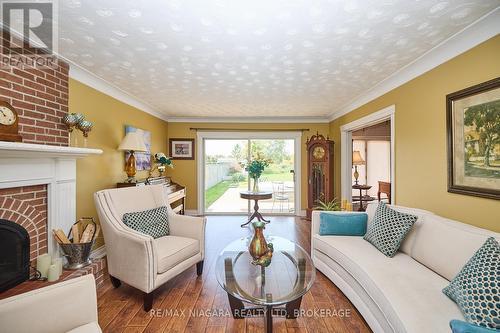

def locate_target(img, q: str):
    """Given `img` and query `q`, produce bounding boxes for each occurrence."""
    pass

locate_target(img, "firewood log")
[72,224,80,243]
[53,229,71,244]
[80,224,95,243]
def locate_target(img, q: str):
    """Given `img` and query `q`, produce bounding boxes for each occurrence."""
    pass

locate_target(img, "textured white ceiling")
[59,1,499,118]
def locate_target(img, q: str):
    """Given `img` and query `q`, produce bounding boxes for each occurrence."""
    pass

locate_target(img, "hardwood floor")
[97,216,371,333]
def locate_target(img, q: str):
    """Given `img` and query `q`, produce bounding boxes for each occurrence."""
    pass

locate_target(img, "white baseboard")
[90,245,106,259]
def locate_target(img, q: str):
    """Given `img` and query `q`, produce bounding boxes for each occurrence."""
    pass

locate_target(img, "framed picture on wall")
[169,138,195,160]
[446,77,500,200]
[125,125,151,170]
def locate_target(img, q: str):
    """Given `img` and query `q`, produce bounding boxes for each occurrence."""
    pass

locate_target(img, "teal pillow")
[443,237,500,330]
[122,206,170,239]
[363,202,417,257]
[319,212,367,236]
[450,320,499,333]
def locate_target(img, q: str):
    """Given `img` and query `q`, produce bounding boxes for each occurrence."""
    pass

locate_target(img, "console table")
[117,176,186,214]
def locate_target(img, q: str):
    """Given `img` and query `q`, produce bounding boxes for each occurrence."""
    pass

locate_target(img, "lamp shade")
[352,150,365,165]
[118,132,147,152]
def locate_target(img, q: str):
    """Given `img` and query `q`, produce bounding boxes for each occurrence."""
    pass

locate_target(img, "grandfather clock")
[306,132,334,220]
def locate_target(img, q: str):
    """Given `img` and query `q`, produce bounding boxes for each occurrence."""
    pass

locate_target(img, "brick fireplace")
[1,31,69,146]
[0,33,74,260]
[0,36,105,293]
[0,185,47,262]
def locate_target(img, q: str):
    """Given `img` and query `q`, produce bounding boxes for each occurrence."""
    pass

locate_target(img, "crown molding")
[328,7,500,122]
[166,116,330,123]
[68,63,330,124]
[68,64,169,122]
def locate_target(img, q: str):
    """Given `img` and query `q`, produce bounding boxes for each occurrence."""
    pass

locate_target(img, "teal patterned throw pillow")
[122,206,170,239]
[443,237,500,329]
[363,202,417,257]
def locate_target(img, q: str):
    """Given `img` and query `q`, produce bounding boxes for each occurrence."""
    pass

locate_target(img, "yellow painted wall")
[167,122,330,211]
[70,79,169,246]
[329,35,500,232]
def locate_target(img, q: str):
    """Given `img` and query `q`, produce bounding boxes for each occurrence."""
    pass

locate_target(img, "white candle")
[52,257,63,276]
[36,254,52,278]
[47,264,60,282]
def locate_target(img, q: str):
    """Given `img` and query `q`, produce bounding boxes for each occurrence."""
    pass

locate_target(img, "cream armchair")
[0,275,100,333]
[94,185,206,311]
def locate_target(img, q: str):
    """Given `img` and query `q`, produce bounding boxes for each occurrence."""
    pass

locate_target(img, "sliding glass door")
[204,139,248,213]
[201,133,300,215]
[250,139,295,214]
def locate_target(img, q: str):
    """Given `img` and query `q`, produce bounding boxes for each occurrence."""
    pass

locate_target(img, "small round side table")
[239,191,272,227]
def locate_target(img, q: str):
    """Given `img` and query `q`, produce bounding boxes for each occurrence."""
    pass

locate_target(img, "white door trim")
[196,131,302,216]
[340,105,396,203]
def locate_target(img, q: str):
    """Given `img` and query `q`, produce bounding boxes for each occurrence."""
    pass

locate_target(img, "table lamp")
[352,150,365,185]
[118,131,147,182]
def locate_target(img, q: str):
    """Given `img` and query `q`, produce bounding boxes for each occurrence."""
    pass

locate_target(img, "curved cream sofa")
[311,203,500,333]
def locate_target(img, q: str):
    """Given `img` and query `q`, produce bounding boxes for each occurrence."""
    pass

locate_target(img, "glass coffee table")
[215,236,315,333]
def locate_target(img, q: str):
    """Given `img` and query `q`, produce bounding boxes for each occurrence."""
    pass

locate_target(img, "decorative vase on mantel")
[248,221,273,267]
[252,177,260,192]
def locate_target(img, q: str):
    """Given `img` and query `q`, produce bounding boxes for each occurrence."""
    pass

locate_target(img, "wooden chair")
[377,181,391,204]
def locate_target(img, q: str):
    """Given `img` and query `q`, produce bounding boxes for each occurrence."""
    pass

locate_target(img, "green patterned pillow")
[122,206,170,239]
[443,237,500,329]
[363,202,417,257]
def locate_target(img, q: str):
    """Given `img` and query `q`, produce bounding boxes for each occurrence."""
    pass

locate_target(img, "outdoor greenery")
[205,139,295,209]
[245,156,271,180]
[226,140,293,164]
[205,171,293,209]
[205,181,232,208]
[231,173,246,182]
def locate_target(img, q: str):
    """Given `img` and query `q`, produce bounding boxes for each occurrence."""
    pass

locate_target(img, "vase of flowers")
[245,157,270,193]
[154,152,174,177]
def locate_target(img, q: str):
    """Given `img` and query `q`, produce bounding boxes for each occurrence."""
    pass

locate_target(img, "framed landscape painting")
[446,77,500,200]
[169,138,195,160]
[125,125,151,170]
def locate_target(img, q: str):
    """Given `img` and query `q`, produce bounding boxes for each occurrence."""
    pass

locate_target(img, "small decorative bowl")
[62,113,78,131]
[77,120,93,137]
[73,113,85,123]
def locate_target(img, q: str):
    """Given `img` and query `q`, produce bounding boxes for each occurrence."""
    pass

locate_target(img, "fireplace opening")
[0,219,30,292]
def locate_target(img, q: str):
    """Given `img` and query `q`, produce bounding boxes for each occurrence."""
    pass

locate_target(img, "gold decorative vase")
[125,151,137,182]
[248,221,273,267]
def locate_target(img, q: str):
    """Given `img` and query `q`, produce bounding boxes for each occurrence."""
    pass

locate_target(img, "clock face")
[312,146,325,159]
[0,106,16,125]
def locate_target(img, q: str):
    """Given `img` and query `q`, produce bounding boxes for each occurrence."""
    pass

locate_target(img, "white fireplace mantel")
[0,141,103,257]
[0,141,103,158]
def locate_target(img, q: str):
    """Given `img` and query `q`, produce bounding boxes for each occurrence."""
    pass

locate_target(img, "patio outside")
[204,139,295,214]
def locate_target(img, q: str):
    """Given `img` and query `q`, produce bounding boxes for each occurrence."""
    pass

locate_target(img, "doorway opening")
[197,132,301,216]
[340,105,395,208]
[352,121,391,210]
